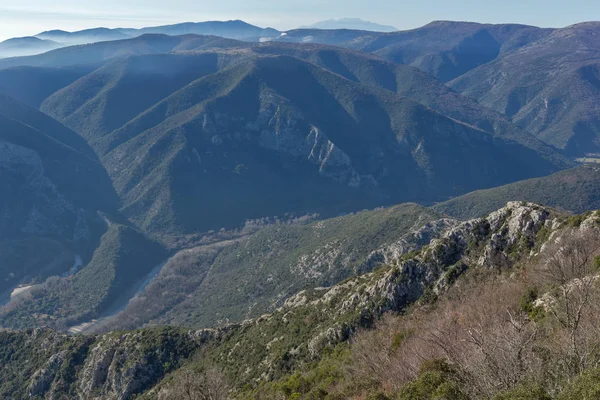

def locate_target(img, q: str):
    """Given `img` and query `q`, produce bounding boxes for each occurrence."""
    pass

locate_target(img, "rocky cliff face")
[0,139,79,238]
[288,202,553,315]
[256,96,373,189]
[1,327,220,400]
[335,202,553,315]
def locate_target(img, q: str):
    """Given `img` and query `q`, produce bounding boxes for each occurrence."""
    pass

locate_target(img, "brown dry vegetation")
[270,226,600,399]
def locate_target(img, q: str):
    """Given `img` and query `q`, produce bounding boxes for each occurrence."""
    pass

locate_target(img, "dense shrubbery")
[557,369,600,400]
[395,360,468,400]
[98,203,438,331]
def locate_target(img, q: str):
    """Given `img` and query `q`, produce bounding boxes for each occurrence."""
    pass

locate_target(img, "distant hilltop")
[300,17,398,32]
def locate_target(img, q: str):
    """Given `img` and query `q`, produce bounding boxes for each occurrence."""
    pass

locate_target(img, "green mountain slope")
[94,203,448,331]
[433,165,600,219]
[0,224,167,330]
[253,43,569,167]
[450,22,600,155]
[39,53,238,140]
[2,39,563,168]
[89,54,562,235]
[278,21,553,81]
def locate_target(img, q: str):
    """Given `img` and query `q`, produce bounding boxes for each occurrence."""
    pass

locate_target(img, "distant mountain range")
[301,18,398,32]
[0,20,280,58]
[36,20,280,45]
[0,37,61,58]
[4,19,600,155]
[36,27,132,45]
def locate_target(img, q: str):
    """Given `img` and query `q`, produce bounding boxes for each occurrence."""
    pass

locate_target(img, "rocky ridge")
[178,202,569,387]
[1,202,589,399]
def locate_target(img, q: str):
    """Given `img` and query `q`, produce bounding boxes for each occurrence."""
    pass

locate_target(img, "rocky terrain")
[3,201,593,399]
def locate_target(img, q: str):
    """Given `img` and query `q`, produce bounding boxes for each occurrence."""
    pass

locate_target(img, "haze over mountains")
[0,37,61,58]
[0,20,279,58]
[300,18,398,32]
[12,17,594,157]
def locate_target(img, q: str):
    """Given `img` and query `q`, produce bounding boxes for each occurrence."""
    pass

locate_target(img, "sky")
[0,0,599,41]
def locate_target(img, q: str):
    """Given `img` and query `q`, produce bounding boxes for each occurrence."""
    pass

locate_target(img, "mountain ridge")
[300,18,398,32]
[0,36,570,238]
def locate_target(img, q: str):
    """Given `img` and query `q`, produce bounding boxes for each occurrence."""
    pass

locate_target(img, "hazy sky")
[1,0,599,41]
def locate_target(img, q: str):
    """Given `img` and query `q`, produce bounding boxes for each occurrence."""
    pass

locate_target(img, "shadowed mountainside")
[433,165,600,219]
[0,94,119,298]
[450,22,600,155]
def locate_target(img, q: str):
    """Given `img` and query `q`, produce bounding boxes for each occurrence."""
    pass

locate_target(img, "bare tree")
[348,278,543,398]
[535,229,600,377]
[322,225,600,398]
[419,278,543,398]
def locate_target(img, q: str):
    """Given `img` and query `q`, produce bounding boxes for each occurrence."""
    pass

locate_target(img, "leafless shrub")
[532,228,600,380]
[330,226,600,398]
[346,275,543,398]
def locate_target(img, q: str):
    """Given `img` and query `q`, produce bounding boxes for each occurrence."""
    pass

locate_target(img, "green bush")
[594,255,600,271]
[566,213,590,228]
[395,360,468,400]
[519,287,546,322]
[391,331,410,351]
[557,369,600,400]
[445,263,468,285]
[420,287,439,305]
